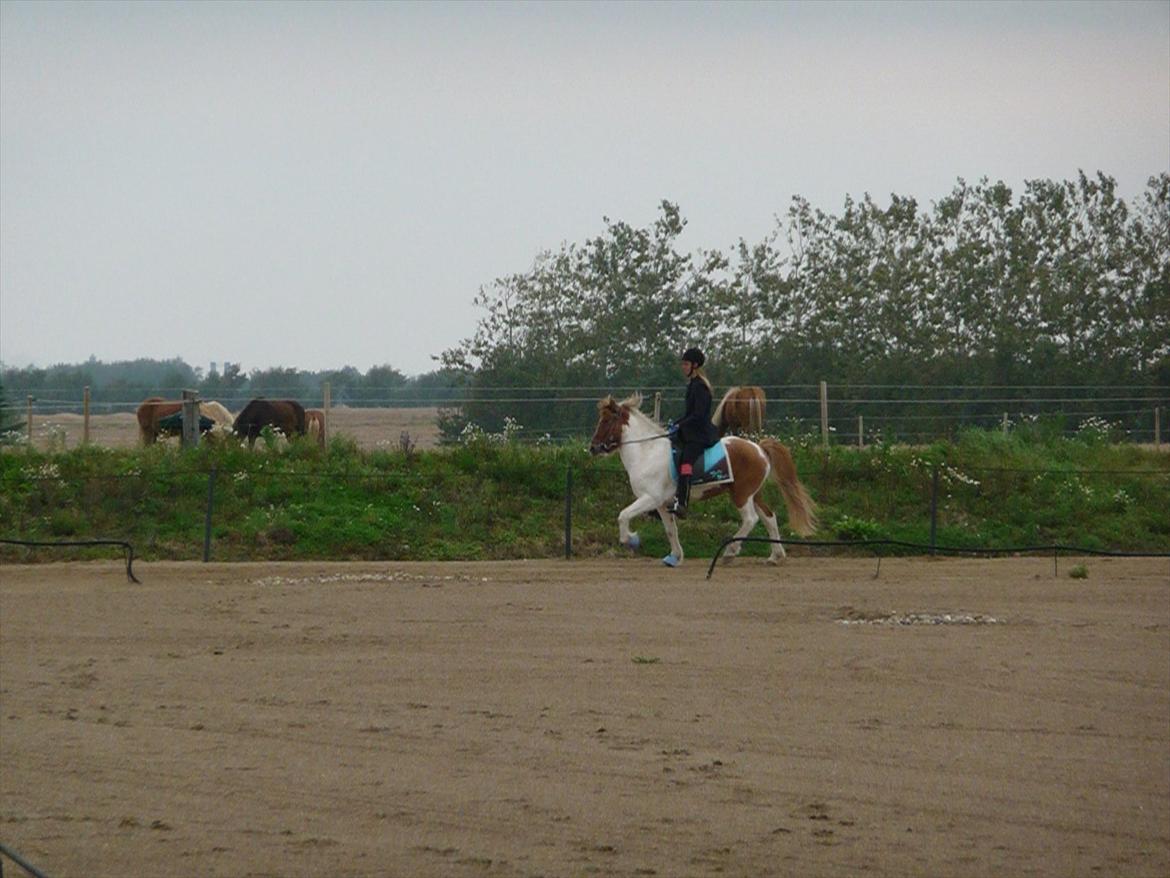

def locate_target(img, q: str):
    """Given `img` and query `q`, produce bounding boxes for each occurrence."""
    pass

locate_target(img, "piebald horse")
[589,393,817,567]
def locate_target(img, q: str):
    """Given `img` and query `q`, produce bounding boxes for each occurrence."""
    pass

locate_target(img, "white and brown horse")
[713,385,766,436]
[589,393,817,567]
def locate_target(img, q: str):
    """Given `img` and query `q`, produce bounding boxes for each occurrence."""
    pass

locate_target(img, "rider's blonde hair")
[691,365,712,391]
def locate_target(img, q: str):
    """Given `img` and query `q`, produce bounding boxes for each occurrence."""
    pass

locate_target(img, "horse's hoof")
[626,533,641,551]
[766,556,783,566]
[721,554,736,566]
[661,554,680,568]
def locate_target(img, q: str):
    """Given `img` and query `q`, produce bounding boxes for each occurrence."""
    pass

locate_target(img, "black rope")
[705,536,1170,581]
[0,539,140,583]
[0,841,51,878]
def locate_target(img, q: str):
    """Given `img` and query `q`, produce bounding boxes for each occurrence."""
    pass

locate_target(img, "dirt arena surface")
[2,556,1168,878]
[25,406,445,451]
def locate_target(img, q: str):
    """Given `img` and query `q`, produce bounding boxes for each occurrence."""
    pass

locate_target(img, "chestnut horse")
[305,408,326,448]
[233,398,308,447]
[712,385,766,436]
[136,397,235,444]
[589,393,817,567]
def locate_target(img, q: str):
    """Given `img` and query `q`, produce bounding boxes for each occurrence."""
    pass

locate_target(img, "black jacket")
[676,378,718,446]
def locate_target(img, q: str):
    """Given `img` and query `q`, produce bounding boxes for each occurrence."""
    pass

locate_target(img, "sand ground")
[22,406,445,451]
[1,556,1167,878]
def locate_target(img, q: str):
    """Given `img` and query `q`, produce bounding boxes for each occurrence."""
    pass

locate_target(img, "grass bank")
[1,426,1167,563]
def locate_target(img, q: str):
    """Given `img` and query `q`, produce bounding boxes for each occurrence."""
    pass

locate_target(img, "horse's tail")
[759,438,818,536]
[713,387,736,436]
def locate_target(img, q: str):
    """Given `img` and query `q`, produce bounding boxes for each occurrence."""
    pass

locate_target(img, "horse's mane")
[619,393,664,430]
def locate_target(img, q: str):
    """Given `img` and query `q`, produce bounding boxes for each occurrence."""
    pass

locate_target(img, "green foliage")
[1,428,1167,564]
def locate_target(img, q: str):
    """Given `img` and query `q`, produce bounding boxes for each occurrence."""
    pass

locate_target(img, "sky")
[1,0,1167,378]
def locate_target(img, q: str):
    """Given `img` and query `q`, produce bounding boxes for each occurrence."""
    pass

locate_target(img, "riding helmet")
[681,347,705,367]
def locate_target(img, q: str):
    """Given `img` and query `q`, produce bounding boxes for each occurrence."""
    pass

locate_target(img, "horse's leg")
[658,503,684,567]
[618,494,662,550]
[754,496,787,564]
[721,499,761,565]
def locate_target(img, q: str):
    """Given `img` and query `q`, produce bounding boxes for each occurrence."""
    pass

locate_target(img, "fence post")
[83,386,91,445]
[564,464,572,559]
[323,381,331,448]
[929,465,940,556]
[26,395,35,445]
[653,392,661,423]
[820,380,829,447]
[858,414,864,448]
[1156,406,1162,446]
[203,467,217,562]
[1002,412,1009,434]
[181,389,200,448]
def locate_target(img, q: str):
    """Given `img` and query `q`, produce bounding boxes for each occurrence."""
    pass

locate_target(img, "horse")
[136,397,235,444]
[305,408,326,448]
[589,393,817,567]
[233,398,308,447]
[712,385,766,436]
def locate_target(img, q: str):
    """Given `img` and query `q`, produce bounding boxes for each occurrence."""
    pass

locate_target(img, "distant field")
[24,406,445,451]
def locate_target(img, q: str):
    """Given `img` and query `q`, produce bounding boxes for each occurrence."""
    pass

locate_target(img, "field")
[2,556,1168,877]
[25,406,446,450]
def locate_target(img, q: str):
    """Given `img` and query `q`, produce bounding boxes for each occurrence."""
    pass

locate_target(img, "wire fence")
[5,382,1168,446]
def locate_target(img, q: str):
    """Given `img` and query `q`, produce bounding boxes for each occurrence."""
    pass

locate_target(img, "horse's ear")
[598,395,616,413]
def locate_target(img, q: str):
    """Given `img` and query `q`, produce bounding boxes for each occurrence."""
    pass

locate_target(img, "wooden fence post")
[1002,412,1009,434]
[653,392,661,423]
[323,381,331,448]
[819,381,829,447]
[1156,406,1162,446]
[83,386,91,445]
[181,390,200,448]
[26,396,34,445]
[858,414,864,448]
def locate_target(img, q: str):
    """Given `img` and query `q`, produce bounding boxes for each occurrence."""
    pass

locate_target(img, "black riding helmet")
[681,347,705,367]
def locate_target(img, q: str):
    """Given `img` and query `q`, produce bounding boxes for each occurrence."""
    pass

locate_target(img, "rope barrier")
[0,841,51,878]
[0,539,140,583]
[704,536,1170,581]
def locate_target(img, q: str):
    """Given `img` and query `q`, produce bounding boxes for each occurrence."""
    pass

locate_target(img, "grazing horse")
[233,398,308,447]
[136,397,235,444]
[589,393,816,567]
[712,385,766,436]
[305,408,326,448]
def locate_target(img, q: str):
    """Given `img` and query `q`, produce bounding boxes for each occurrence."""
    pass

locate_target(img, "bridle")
[592,413,671,453]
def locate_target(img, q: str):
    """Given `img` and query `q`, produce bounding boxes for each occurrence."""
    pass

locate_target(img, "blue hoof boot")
[661,553,680,568]
[627,533,641,550]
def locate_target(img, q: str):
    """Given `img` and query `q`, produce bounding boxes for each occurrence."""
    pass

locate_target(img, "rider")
[667,347,718,518]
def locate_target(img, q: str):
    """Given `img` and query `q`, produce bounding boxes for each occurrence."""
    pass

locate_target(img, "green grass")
[1,428,1167,563]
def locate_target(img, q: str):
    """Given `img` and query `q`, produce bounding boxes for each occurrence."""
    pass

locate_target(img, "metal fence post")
[203,467,217,562]
[564,464,573,559]
[929,465,940,555]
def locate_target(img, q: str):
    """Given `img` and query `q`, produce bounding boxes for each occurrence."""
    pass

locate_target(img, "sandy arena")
[1,556,1168,877]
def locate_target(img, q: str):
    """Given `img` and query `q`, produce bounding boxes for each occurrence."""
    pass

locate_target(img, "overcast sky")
[2,0,1167,377]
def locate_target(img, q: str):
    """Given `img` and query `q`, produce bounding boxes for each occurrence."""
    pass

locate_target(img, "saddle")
[670,439,733,486]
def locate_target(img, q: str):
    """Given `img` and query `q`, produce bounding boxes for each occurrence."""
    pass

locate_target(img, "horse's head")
[589,396,628,455]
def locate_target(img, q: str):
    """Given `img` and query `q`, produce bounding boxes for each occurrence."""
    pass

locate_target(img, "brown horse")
[233,399,308,447]
[590,393,816,567]
[136,397,234,444]
[712,385,766,436]
[305,408,326,448]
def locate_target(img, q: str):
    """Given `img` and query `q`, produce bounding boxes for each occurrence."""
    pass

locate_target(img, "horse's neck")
[620,415,669,480]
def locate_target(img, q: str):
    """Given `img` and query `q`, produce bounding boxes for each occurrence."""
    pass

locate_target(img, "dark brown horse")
[233,399,308,447]
[712,386,766,436]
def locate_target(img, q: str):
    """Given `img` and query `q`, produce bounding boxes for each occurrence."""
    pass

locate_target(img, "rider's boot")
[669,468,692,518]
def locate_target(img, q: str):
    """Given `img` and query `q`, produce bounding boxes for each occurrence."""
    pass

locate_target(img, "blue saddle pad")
[670,440,732,486]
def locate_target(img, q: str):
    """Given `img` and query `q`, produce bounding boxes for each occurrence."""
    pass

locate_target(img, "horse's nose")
[588,442,603,456]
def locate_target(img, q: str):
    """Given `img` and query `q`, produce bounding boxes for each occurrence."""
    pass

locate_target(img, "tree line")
[438,171,1168,438]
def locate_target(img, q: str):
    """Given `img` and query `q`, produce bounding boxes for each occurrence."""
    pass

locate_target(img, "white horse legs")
[757,499,787,564]
[618,494,663,550]
[659,504,684,566]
